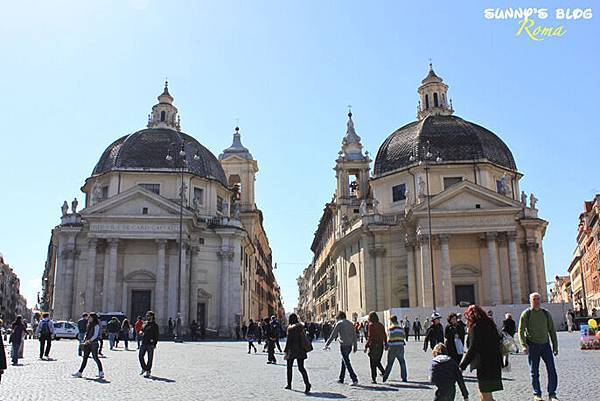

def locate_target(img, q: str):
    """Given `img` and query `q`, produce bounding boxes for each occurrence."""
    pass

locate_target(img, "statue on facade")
[498,174,508,196]
[404,189,412,215]
[71,198,79,214]
[223,200,230,217]
[61,201,69,216]
[91,182,103,205]
[373,199,380,215]
[179,183,188,205]
[529,193,538,209]
[521,191,527,206]
[233,201,241,219]
[193,196,201,211]
[359,199,368,216]
[418,176,426,197]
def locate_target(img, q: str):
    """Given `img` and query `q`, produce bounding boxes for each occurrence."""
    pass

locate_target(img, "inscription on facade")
[90,223,180,232]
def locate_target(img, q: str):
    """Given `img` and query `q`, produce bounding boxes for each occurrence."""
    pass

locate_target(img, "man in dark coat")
[423,313,444,352]
[139,311,159,378]
[0,320,6,383]
[413,317,423,341]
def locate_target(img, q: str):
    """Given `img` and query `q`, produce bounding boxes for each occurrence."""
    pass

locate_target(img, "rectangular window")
[138,183,160,194]
[217,196,223,212]
[193,187,204,205]
[101,186,109,199]
[443,176,462,190]
[392,183,406,202]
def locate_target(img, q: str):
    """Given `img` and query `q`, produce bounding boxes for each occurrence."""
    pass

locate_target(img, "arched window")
[434,92,439,107]
[425,94,429,109]
[348,263,357,277]
[160,111,166,121]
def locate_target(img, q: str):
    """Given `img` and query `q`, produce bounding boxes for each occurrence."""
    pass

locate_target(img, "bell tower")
[334,110,371,205]
[219,126,258,210]
[147,80,181,131]
[417,63,454,120]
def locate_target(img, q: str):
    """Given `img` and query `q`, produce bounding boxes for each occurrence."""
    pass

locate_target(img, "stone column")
[439,234,453,307]
[167,242,178,321]
[526,240,539,295]
[405,238,417,307]
[487,232,501,305]
[62,248,77,319]
[507,232,522,303]
[179,241,189,330]
[85,238,98,311]
[369,247,386,310]
[418,235,433,308]
[155,239,167,323]
[218,247,234,335]
[106,239,119,311]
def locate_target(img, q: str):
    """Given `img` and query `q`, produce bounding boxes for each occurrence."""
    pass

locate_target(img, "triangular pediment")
[413,181,521,213]
[81,186,194,218]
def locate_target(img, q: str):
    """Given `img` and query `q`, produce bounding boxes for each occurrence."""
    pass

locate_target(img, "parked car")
[52,320,78,339]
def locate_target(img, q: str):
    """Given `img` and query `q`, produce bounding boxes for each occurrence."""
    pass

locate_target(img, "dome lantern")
[417,63,454,120]
[147,79,181,131]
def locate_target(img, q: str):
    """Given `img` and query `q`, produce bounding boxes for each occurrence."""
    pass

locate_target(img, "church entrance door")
[131,290,151,320]
[455,285,475,306]
[197,302,206,328]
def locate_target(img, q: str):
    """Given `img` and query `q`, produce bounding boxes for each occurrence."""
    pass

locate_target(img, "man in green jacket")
[518,292,558,401]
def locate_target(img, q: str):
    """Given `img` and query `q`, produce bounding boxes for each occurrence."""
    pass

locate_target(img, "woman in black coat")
[0,320,7,383]
[459,305,503,401]
[444,313,464,364]
[283,313,311,394]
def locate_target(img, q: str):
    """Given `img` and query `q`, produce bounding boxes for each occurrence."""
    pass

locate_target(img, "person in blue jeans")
[518,292,559,401]
[76,313,88,357]
[383,315,407,382]
[324,311,359,386]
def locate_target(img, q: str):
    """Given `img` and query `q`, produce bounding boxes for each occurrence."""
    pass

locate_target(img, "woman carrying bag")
[364,311,387,384]
[283,313,311,394]
[72,313,104,379]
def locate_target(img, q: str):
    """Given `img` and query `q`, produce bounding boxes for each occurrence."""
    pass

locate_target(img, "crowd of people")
[246,292,560,401]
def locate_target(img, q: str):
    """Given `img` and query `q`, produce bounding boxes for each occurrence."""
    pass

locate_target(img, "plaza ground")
[0,332,596,401]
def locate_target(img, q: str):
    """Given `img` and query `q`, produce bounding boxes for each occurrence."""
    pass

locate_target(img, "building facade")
[42,83,281,336]
[549,275,571,304]
[0,252,29,323]
[298,65,549,321]
[568,194,600,315]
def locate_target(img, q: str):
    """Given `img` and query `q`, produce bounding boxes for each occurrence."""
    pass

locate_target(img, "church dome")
[92,128,228,186]
[374,114,517,177]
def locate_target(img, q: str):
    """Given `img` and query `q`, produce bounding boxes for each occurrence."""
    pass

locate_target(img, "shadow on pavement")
[354,384,398,392]
[147,376,176,383]
[388,382,431,389]
[83,377,111,384]
[290,389,347,399]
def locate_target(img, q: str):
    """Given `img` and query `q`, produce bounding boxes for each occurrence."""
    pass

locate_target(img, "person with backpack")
[72,313,104,379]
[9,315,26,365]
[35,312,55,360]
[265,317,278,364]
[139,311,159,378]
[283,313,311,394]
[518,292,559,401]
[77,313,88,357]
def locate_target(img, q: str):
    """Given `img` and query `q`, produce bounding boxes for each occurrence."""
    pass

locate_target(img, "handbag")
[302,331,313,353]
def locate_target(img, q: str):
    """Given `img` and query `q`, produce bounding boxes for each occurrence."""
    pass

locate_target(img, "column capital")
[438,233,450,244]
[417,234,430,245]
[217,248,235,261]
[496,232,507,246]
[486,232,498,240]
[155,238,168,248]
[88,238,98,247]
[525,240,539,251]
[106,238,120,246]
[507,231,518,241]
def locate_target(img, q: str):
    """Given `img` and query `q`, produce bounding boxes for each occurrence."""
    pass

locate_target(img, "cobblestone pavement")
[0,332,596,401]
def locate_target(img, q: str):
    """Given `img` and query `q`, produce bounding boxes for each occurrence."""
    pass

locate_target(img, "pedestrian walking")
[501,313,518,367]
[77,314,88,357]
[423,313,444,352]
[518,292,559,401]
[134,316,144,349]
[72,313,104,379]
[9,316,26,365]
[235,323,241,340]
[565,309,574,333]
[324,311,359,386]
[459,304,503,401]
[190,320,198,341]
[106,317,120,350]
[364,311,386,384]
[271,316,283,353]
[35,312,54,360]
[382,315,407,383]
[403,316,410,342]
[139,311,159,378]
[265,317,278,364]
[413,317,422,341]
[284,313,311,394]
[444,313,464,365]
[241,321,248,339]
[246,319,258,353]
[168,317,173,337]
[430,343,469,401]
[121,318,131,350]
[0,319,6,383]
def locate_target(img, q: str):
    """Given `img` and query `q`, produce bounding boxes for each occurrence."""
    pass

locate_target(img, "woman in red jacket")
[364,311,387,384]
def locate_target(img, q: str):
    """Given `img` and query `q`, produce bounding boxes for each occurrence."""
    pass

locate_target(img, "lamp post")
[410,140,442,311]
[166,140,200,342]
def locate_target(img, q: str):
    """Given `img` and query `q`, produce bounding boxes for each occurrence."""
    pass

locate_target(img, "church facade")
[42,83,282,336]
[298,66,548,322]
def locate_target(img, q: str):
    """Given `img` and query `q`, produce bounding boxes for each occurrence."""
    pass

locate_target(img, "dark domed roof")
[374,115,516,176]
[92,128,228,186]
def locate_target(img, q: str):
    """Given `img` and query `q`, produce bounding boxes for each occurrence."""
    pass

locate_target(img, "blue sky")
[0,1,598,312]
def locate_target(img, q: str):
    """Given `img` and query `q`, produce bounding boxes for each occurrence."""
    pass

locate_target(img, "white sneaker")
[71,372,82,378]
[97,371,104,379]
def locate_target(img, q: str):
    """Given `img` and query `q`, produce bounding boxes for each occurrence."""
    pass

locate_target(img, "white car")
[52,321,78,339]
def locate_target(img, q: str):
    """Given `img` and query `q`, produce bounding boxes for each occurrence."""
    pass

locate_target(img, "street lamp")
[166,141,201,342]
[409,140,442,311]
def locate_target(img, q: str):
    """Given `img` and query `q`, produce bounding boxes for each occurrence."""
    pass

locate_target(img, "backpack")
[40,320,51,336]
